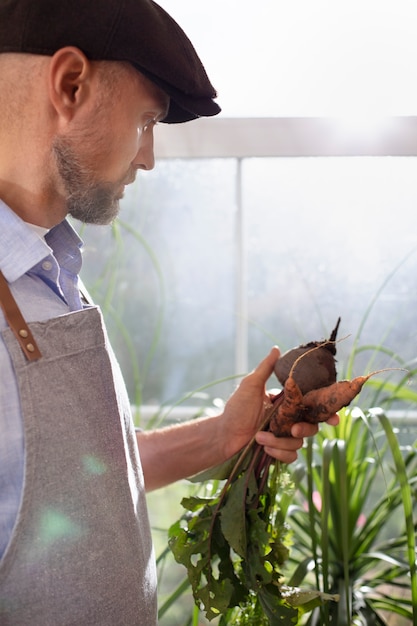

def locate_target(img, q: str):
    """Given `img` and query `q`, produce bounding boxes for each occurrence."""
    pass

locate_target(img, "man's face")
[53,66,169,225]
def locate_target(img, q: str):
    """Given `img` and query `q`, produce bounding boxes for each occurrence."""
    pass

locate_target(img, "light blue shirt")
[0,200,84,558]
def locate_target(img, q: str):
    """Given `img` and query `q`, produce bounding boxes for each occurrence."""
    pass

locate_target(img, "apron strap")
[0,271,42,361]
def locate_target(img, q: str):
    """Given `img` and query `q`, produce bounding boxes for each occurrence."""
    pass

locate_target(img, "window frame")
[154,116,417,159]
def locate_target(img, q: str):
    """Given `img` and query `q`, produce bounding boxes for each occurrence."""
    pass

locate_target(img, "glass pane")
[79,159,238,412]
[244,156,417,405]
[79,155,417,414]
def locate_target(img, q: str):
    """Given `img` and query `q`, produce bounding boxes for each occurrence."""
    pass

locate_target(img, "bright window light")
[157,0,417,117]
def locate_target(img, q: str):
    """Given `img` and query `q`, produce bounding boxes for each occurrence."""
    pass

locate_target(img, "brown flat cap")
[0,0,221,123]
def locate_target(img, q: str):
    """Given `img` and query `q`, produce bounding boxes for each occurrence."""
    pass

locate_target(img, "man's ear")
[48,46,92,122]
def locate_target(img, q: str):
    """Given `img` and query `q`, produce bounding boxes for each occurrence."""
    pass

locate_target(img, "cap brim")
[137,67,221,124]
[163,93,221,124]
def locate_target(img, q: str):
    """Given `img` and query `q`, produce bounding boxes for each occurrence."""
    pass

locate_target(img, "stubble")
[52,136,125,225]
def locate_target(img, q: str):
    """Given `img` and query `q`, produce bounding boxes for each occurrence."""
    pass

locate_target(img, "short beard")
[52,136,122,225]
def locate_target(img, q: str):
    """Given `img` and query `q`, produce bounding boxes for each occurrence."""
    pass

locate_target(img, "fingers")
[291,414,339,438]
[326,414,340,426]
[291,422,319,438]
[255,430,303,464]
[255,413,340,464]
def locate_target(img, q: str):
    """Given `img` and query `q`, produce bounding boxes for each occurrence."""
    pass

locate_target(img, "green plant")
[76,218,166,422]
[168,458,299,623]
[165,359,417,625]
[284,404,417,625]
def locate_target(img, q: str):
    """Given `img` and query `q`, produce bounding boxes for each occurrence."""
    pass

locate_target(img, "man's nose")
[133,130,155,171]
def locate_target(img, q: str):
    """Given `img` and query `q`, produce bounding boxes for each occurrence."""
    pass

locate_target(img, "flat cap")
[0,0,221,123]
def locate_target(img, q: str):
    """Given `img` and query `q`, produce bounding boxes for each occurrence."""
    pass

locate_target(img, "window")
[79,118,417,417]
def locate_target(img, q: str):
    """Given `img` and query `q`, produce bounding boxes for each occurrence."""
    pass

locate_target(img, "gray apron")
[0,276,157,625]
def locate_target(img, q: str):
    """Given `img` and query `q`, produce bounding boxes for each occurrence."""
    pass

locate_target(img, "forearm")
[137,414,231,492]
[136,350,276,492]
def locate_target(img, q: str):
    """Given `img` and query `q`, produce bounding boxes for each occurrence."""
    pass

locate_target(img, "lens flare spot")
[39,509,83,547]
[82,454,107,476]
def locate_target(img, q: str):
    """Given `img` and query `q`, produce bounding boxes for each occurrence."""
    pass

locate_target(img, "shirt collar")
[25,222,50,239]
[0,200,83,282]
[46,218,83,277]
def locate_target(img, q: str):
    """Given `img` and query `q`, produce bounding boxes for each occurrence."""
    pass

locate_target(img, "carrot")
[300,375,370,423]
[269,376,306,437]
[269,367,400,437]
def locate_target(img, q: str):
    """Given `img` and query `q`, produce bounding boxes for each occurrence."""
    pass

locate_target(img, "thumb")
[249,346,280,386]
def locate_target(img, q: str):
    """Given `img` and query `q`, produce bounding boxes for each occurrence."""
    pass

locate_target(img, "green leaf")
[220,474,249,558]
[198,577,235,620]
[180,495,218,512]
[258,586,298,624]
[280,586,339,608]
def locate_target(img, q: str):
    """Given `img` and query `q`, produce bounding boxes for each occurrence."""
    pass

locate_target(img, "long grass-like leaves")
[287,403,416,626]
[306,440,321,595]
[320,440,333,626]
[334,440,351,626]
[377,411,417,625]
[365,373,417,404]
[346,246,417,378]
[116,218,166,395]
[157,576,191,619]
[146,373,246,429]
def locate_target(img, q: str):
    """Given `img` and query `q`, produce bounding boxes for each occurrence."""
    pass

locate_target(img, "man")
[0,1,338,624]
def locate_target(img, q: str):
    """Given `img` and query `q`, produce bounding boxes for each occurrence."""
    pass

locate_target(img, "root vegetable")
[268,377,305,437]
[274,318,341,395]
[269,320,388,437]
[269,373,375,436]
[301,375,371,422]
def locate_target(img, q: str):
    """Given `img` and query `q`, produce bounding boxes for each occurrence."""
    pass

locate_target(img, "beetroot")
[274,317,341,395]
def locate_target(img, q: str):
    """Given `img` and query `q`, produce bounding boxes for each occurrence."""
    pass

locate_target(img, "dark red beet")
[274,318,341,395]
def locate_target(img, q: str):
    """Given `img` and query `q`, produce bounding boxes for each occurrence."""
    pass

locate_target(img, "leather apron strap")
[0,271,42,361]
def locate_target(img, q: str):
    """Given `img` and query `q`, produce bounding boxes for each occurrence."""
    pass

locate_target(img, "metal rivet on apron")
[26,343,35,353]
[19,329,29,338]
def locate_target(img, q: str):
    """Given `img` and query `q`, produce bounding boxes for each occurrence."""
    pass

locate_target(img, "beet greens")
[168,321,353,623]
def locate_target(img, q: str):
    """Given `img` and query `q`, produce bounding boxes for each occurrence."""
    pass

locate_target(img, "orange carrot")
[269,376,308,436]
[300,375,370,422]
[269,369,395,437]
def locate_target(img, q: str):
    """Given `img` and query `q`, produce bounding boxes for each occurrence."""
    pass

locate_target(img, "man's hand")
[138,346,339,491]
[219,346,339,464]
